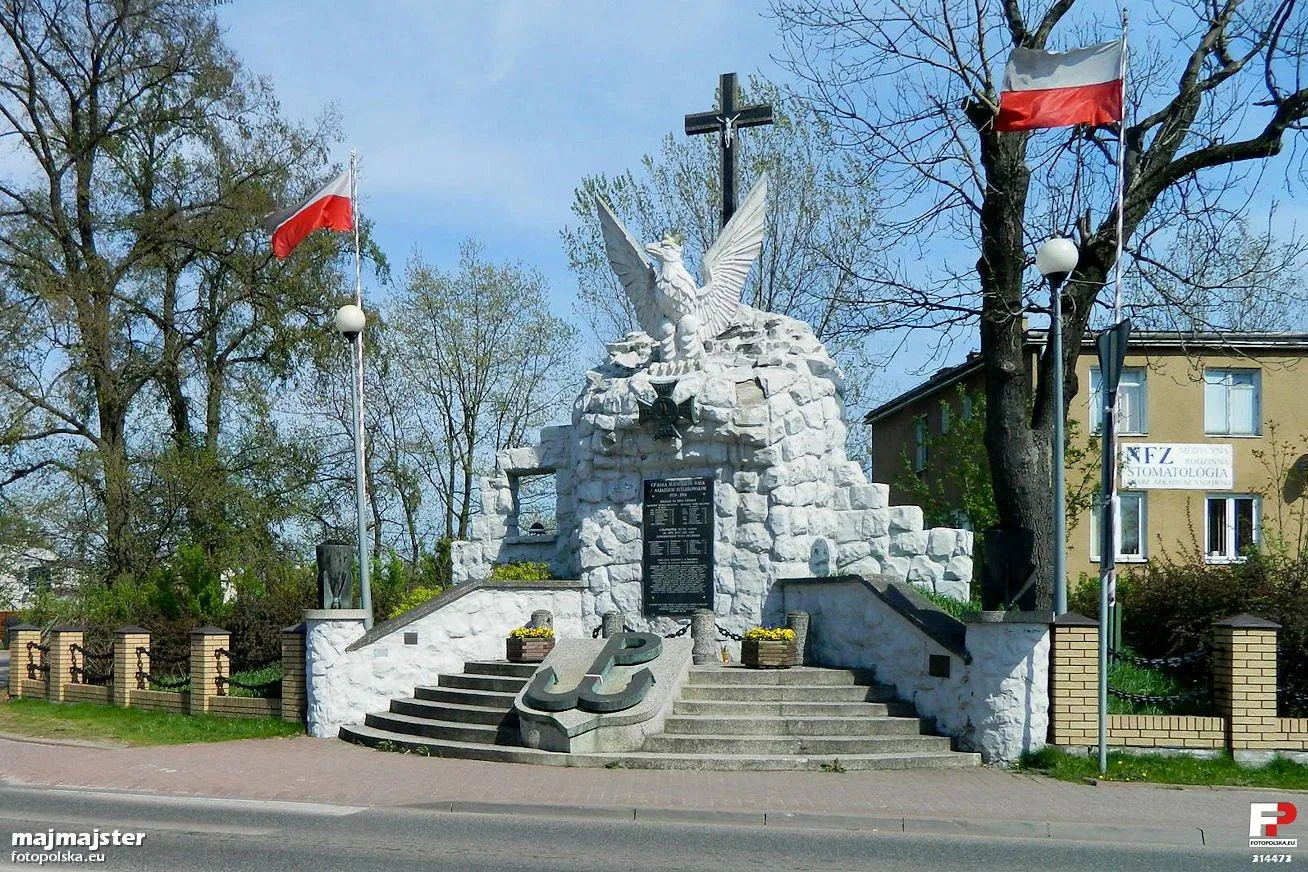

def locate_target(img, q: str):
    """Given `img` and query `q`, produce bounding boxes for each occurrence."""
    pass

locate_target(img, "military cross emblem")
[637,381,697,439]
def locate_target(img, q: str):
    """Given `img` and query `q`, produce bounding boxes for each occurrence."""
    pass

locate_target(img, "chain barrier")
[135,646,188,692]
[25,640,48,680]
[1109,648,1206,670]
[715,624,744,643]
[69,644,115,686]
[214,648,282,698]
[1107,686,1209,705]
[590,625,602,639]
[664,623,690,639]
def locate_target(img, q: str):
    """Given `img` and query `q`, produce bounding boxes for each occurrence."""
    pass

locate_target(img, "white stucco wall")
[781,577,1049,764]
[303,583,586,738]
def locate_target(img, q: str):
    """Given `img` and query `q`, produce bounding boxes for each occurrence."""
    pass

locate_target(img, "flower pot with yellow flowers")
[741,626,796,669]
[506,626,555,663]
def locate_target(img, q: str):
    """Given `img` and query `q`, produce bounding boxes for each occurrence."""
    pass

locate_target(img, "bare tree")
[389,243,577,540]
[774,0,1308,605]
[0,0,346,581]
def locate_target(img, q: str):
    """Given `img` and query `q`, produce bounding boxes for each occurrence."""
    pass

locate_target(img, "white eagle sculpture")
[596,175,767,367]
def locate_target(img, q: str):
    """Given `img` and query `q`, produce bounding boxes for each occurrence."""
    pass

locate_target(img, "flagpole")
[349,149,373,630]
[1099,8,1129,777]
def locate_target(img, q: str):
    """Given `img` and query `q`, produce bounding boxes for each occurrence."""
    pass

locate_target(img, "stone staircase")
[341,661,980,771]
[341,660,534,753]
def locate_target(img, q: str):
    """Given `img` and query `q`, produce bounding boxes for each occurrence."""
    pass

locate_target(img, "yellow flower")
[508,626,555,639]
[743,626,796,642]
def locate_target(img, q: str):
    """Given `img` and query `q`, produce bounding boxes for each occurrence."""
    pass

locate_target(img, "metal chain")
[217,675,282,695]
[715,624,744,643]
[1107,686,1209,705]
[139,672,190,690]
[1109,648,1206,670]
[664,624,690,639]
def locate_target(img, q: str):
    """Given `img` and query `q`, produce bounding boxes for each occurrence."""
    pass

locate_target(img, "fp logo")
[1250,802,1298,848]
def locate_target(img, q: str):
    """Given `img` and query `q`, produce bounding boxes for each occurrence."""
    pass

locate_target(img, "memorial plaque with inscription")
[642,477,715,616]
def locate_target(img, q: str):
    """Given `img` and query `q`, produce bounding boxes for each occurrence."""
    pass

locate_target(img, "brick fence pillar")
[189,626,229,716]
[113,626,149,708]
[1049,612,1099,747]
[8,624,40,698]
[1213,614,1281,751]
[47,626,83,702]
[280,623,305,724]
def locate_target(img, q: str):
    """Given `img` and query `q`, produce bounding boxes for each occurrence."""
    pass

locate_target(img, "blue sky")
[219,2,796,322]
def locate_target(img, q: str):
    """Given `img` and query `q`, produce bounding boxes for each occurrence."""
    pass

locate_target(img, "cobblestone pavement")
[0,733,1283,845]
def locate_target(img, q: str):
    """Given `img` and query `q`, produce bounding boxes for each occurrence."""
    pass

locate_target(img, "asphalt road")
[0,784,1249,872]
[0,650,9,689]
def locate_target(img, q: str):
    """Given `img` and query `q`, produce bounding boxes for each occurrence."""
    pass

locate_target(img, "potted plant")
[506,626,555,663]
[741,626,796,669]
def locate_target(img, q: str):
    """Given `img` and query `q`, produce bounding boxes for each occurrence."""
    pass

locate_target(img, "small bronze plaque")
[929,654,951,678]
[403,632,418,646]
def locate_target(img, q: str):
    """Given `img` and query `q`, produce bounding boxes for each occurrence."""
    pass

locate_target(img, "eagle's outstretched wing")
[596,197,661,338]
[699,174,767,340]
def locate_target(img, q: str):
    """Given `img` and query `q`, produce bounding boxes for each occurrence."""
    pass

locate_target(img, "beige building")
[866,332,1308,585]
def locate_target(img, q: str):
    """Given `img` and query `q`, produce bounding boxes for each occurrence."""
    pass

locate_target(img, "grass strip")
[0,697,301,746]
[1020,746,1308,790]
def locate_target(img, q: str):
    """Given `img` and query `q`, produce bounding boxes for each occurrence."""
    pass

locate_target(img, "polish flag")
[995,40,1124,132]
[265,169,354,259]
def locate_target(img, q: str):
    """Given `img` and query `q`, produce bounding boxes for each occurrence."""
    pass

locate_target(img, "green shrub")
[489,561,552,581]
[387,586,445,620]
[1070,552,1308,714]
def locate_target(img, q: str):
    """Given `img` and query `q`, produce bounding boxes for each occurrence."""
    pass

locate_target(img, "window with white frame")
[1089,367,1147,434]
[1204,369,1260,435]
[1205,495,1259,562]
[913,416,928,472]
[1090,491,1147,561]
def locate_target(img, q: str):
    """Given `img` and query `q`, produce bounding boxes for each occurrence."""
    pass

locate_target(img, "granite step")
[462,660,539,679]
[685,666,876,686]
[339,724,979,770]
[413,685,520,707]
[436,673,530,694]
[678,684,897,703]
[364,711,519,745]
[671,699,915,718]
[391,697,513,725]
[659,714,928,737]
[641,734,953,756]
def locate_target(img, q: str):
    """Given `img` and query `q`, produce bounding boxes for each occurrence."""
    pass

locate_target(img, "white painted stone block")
[889,505,924,533]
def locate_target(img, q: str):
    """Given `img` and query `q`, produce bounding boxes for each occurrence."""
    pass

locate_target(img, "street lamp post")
[335,303,373,630]
[1036,237,1079,617]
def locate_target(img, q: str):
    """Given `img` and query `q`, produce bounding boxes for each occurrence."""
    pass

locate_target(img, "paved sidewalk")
[0,734,1285,848]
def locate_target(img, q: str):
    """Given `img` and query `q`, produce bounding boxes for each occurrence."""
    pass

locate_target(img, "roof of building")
[864,329,1308,425]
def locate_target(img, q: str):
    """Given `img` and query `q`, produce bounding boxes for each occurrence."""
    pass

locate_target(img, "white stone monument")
[451,175,972,636]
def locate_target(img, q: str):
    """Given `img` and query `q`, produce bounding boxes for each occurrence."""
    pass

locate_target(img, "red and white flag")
[995,40,1124,132]
[265,169,354,259]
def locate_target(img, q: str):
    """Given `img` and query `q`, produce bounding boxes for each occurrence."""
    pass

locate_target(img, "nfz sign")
[1119,443,1233,490]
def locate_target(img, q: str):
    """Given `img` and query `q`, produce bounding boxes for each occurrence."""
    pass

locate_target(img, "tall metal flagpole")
[350,150,373,630]
[1099,11,1129,776]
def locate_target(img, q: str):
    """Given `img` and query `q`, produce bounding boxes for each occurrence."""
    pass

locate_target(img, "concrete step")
[463,661,539,679]
[364,710,519,745]
[686,666,875,686]
[339,724,981,771]
[413,686,519,708]
[679,684,897,703]
[671,699,915,718]
[642,734,953,756]
[390,697,512,725]
[434,673,529,694]
[659,715,928,737]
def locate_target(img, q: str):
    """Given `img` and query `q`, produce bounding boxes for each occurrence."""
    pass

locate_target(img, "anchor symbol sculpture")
[524,632,662,714]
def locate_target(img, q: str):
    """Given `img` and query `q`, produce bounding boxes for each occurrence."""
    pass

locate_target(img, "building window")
[961,394,974,421]
[913,416,928,472]
[1089,367,1146,435]
[1205,495,1259,562]
[1090,491,1147,562]
[1204,369,1260,435]
[940,403,952,435]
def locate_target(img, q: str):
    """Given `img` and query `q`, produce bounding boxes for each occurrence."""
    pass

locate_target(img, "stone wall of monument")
[451,308,973,640]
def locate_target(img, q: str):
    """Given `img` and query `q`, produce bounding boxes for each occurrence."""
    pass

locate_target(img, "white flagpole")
[1112,10,1128,321]
[349,149,373,629]
[1099,8,1129,777]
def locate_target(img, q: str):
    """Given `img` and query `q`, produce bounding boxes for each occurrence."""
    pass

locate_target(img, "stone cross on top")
[685,72,773,229]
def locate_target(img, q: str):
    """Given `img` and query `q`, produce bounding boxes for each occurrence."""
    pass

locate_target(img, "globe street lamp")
[335,303,373,629]
[1036,237,1078,617]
